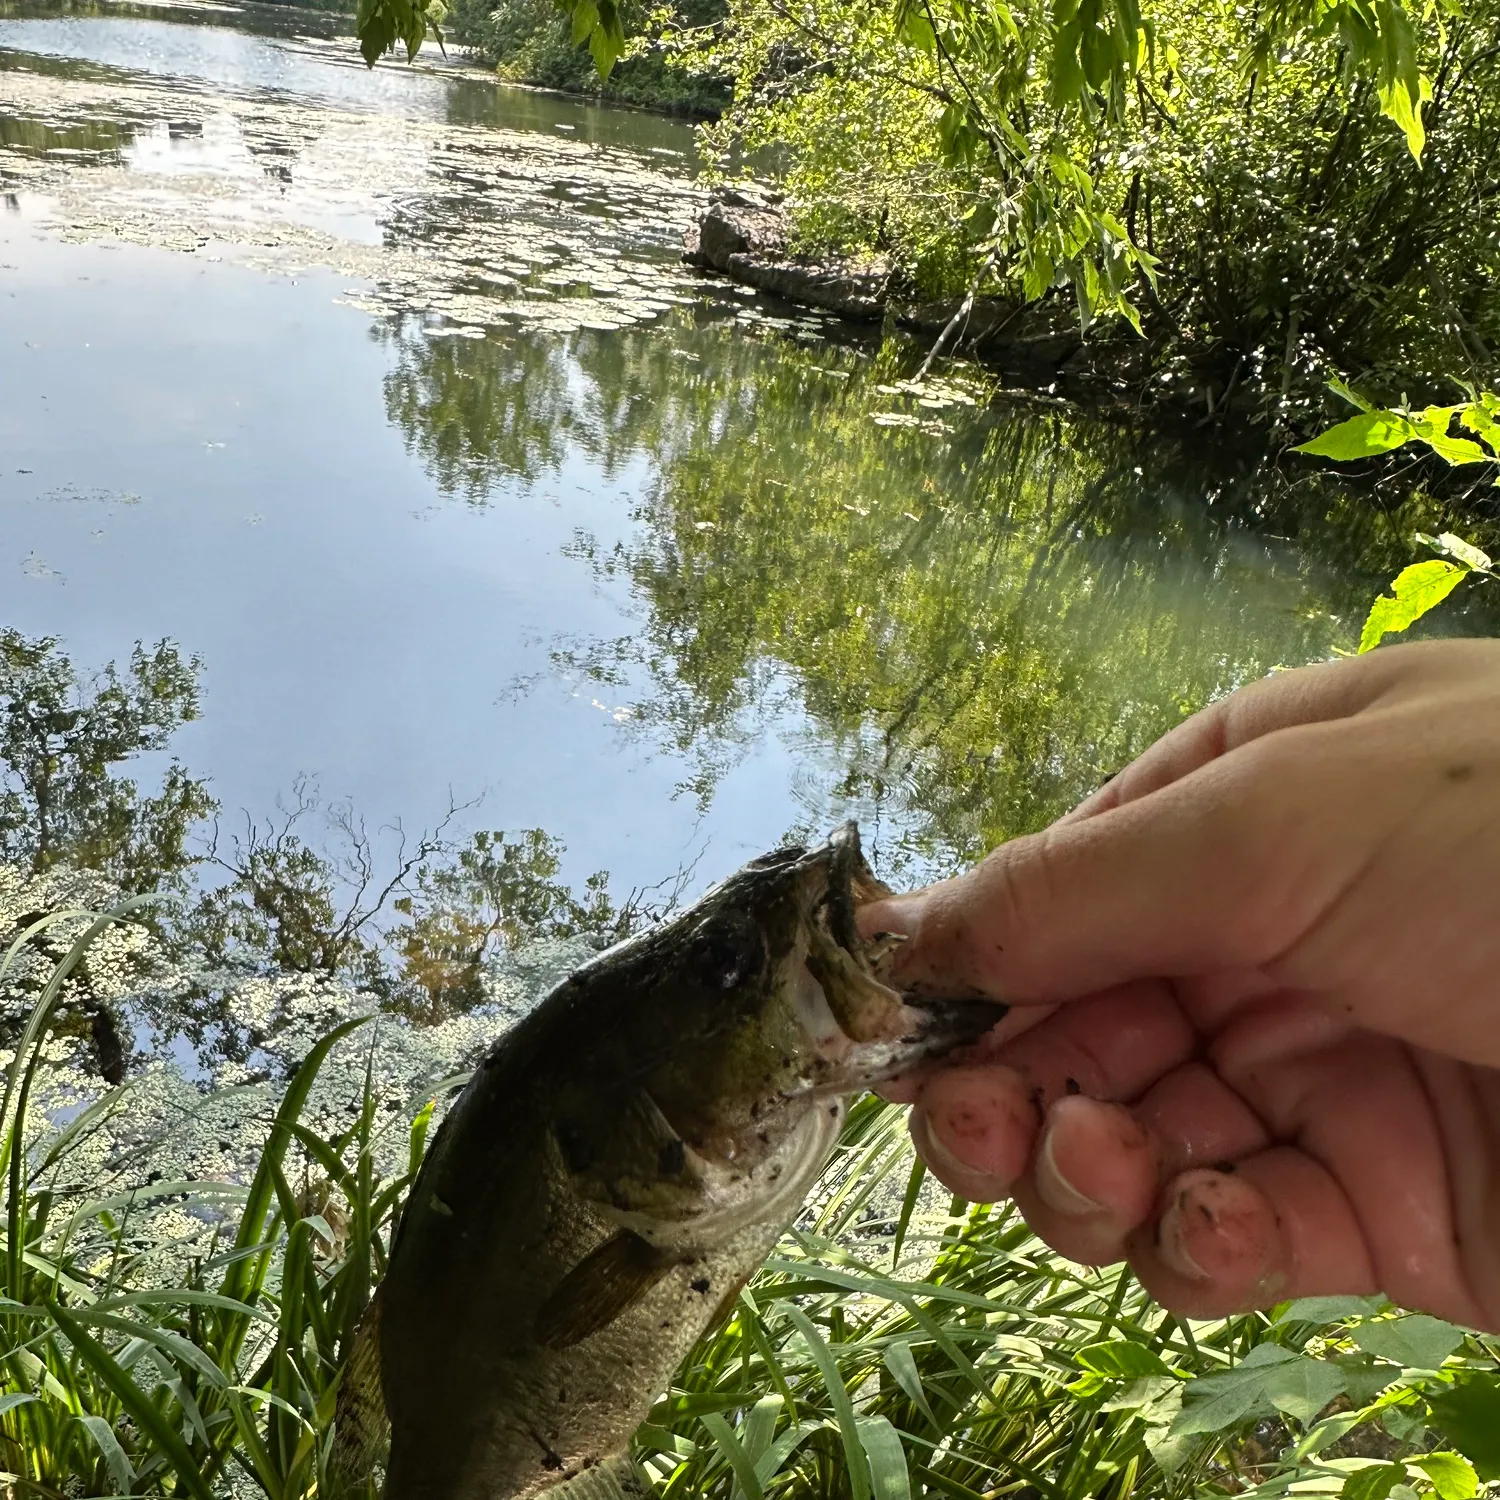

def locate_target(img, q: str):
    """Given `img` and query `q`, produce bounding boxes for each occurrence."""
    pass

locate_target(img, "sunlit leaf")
[1077,1340,1172,1378]
[1410,1452,1479,1500]
[1358,561,1467,653]
[1294,412,1417,461]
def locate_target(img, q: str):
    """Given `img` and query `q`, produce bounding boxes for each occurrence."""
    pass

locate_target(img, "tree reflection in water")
[0,630,654,1082]
[381,307,1500,877]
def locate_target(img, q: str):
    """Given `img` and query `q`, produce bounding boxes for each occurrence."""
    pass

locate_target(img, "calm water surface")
[0,3,1479,913]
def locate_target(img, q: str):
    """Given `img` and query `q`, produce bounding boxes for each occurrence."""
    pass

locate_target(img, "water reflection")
[0,625,654,1082]
[0,107,132,159]
[380,311,1500,873]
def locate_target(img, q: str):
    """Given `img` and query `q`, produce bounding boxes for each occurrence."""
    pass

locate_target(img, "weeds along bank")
[444,0,730,115]
[5,879,1500,1498]
[427,0,1498,425]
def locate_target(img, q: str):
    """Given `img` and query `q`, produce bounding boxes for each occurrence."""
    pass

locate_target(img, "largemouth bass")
[345,824,1004,1500]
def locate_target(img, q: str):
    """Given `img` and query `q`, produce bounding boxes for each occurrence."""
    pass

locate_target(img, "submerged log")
[682,195,1085,369]
[681,198,1209,412]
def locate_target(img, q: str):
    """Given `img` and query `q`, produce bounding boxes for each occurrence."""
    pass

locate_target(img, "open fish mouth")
[787,823,1007,1093]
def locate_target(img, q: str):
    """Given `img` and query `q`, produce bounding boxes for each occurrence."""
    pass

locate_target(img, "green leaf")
[1277,1294,1385,1325]
[1100,1375,1177,1412]
[570,0,598,45]
[1077,1340,1171,1379]
[1427,1374,1500,1479]
[1358,561,1468,653]
[1425,435,1492,466]
[1329,378,1374,413]
[1259,1355,1346,1424]
[702,1412,766,1500]
[76,1414,134,1494]
[50,1303,216,1500]
[1350,1314,1466,1370]
[882,1340,937,1427]
[1294,412,1417,461]
[1342,1462,1407,1500]
[1383,1404,1428,1445]
[784,1305,871,1500]
[855,1415,912,1500]
[896,1,936,50]
[1171,1343,1296,1436]
[1332,1352,1399,1408]
[1410,1453,1479,1500]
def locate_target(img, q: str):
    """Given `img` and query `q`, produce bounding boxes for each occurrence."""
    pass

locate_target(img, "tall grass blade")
[854,1415,911,1500]
[700,1411,765,1500]
[48,1303,215,1500]
[782,1303,872,1500]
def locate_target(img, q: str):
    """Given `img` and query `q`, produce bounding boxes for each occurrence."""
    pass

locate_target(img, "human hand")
[863,639,1500,1330]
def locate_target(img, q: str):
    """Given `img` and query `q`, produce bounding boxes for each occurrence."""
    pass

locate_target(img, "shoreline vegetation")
[7,877,1500,1497]
[359,0,1500,446]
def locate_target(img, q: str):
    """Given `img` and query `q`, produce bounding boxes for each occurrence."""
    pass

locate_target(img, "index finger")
[862,646,1445,1005]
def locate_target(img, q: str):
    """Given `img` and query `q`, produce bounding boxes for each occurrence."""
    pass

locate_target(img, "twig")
[916,242,1002,379]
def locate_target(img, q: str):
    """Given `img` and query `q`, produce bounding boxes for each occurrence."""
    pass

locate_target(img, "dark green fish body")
[366,825,1003,1499]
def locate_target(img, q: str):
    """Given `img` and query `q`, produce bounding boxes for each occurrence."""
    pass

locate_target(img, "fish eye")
[692,918,765,991]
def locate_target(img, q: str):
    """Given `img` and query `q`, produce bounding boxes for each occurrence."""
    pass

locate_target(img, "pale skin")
[860,638,1500,1332]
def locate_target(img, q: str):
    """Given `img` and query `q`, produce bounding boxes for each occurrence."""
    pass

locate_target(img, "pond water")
[1,0,1492,957]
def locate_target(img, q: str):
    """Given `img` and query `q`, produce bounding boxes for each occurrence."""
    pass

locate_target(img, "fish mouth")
[790,823,1007,1093]
[812,995,1009,1093]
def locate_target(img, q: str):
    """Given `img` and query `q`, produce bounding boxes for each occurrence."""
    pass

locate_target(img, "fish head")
[679,819,1006,1099]
[564,823,1005,1246]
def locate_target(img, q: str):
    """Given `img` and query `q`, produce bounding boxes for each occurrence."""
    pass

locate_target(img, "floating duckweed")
[0,60,709,337]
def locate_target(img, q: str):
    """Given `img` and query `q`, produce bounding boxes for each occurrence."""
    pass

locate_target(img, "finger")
[1069,641,1485,823]
[888,980,1189,1106]
[988,981,1195,1105]
[1132,1062,1271,1176]
[1211,1009,1477,1321]
[1009,1096,1160,1266]
[1411,1051,1500,1330]
[864,719,1411,1007]
[912,1066,1036,1201]
[1129,1150,1377,1319]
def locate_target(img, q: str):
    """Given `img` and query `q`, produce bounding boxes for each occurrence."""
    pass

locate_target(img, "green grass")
[3,915,1498,1499]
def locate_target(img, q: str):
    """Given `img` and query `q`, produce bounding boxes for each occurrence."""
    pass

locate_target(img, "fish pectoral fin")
[536,1231,679,1350]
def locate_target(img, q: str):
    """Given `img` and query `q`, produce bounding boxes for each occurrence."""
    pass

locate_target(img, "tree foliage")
[0,630,214,895]
[353,0,1497,417]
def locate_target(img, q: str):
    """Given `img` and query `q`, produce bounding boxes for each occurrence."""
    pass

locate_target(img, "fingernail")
[1035,1123,1106,1217]
[913,1107,1013,1194]
[1158,1175,1225,1282]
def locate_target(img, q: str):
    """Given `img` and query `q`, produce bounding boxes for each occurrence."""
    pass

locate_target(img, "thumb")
[862,725,1384,1005]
